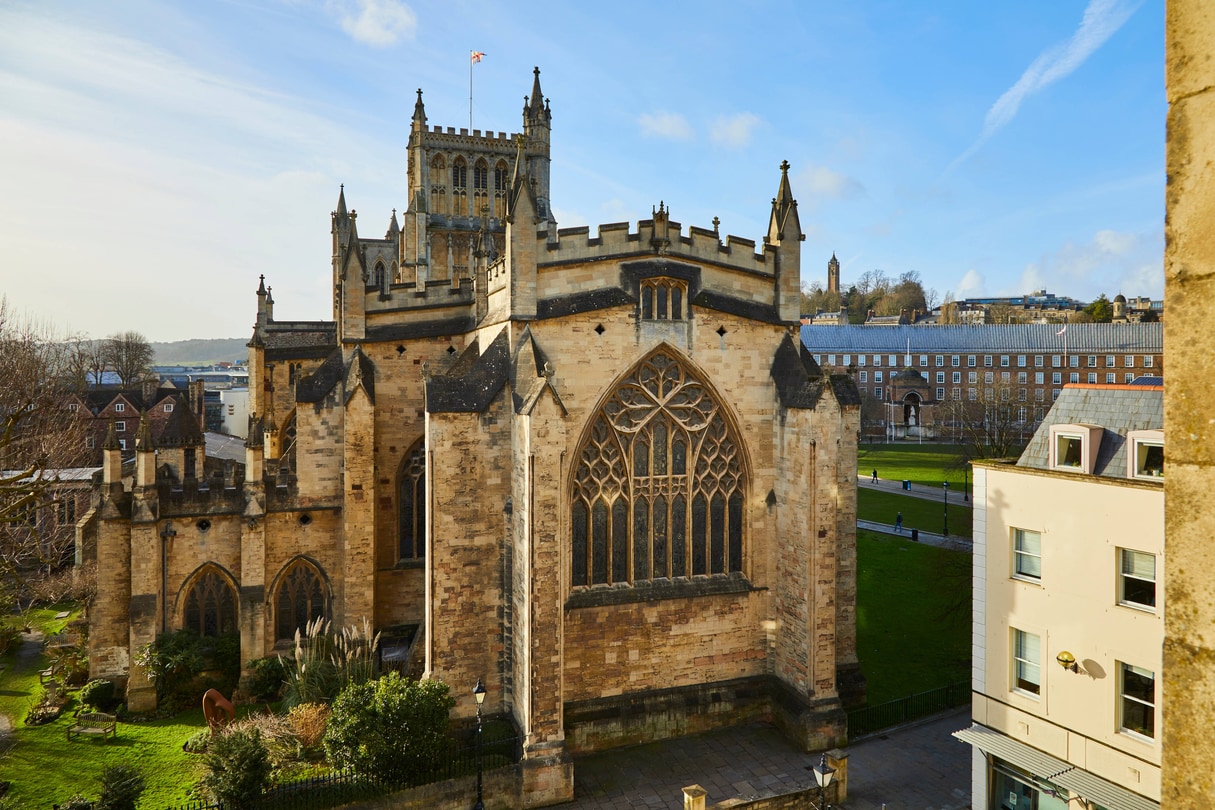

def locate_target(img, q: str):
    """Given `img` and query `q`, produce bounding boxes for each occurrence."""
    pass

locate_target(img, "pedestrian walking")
[871,469,878,483]
[895,512,903,533]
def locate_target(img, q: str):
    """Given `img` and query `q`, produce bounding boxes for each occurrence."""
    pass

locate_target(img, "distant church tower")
[827,252,840,294]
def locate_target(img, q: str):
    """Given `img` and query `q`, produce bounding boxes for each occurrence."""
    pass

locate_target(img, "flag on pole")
[471,51,485,64]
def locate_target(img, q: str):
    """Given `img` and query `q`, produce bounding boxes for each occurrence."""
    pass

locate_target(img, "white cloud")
[1014,228,1163,300]
[955,269,986,299]
[796,164,865,200]
[948,0,1139,173]
[638,112,693,141]
[328,0,417,47]
[709,113,761,148]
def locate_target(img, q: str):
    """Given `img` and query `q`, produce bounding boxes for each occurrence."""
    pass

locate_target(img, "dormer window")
[1128,430,1164,480]
[1049,423,1102,473]
[114,403,125,412]
[639,277,687,321]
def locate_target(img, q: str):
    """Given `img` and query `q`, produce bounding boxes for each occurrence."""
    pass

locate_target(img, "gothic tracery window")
[183,568,237,637]
[275,560,327,641]
[398,440,426,561]
[639,277,687,320]
[571,351,745,587]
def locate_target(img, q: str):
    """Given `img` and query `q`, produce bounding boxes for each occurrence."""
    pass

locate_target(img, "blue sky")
[0,0,1163,341]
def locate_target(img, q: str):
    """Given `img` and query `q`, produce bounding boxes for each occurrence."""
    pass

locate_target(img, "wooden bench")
[67,712,116,741]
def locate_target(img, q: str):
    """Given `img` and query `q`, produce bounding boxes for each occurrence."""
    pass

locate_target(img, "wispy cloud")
[1014,228,1162,299]
[955,269,986,299]
[709,113,761,148]
[796,163,865,200]
[947,0,1138,173]
[328,0,417,47]
[638,111,693,141]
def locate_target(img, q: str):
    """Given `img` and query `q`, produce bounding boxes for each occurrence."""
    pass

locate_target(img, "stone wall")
[1163,1,1215,805]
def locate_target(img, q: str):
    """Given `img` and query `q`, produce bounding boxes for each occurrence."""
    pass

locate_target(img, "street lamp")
[810,753,836,809]
[964,465,969,502]
[472,679,487,810]
[942,481,949,537]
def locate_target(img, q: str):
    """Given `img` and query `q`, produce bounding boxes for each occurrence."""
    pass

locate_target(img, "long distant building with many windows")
[801,324,1163,430]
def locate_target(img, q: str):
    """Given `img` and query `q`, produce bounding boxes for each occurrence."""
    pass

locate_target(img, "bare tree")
[938,380,1030,461]
[104,330,154,385]
[0,298,91,613]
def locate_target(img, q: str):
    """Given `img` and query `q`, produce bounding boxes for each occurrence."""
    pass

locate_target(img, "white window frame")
[1125,354,1134,367]
[874,371,883,383]
[952,355,960,367]
[1012,629,1041,697]
[1129,432,1164,479]
[1087,372,1098,384]
[1012,528,1041,582]
[935,387,945,400]
[859,371,868,383]
[1069,372,1080,384]
[936,372,945,384]
[1119,548,1157,611]
[1125,373,1135,383]
[114,421,126,432]
[968,355,976,367]
[1144,355,1154,368]
[936,355,944,367]
[984,355,993,367]
[1088,355,1097,367]
[118,439,127,450]
[874,386,882,399]
[1053,432,1084,469]
[1106,372,1116,384]
[114,402,126,412]
[1000,355,1010,367]
[1118,662,1156,741]
[1035,355,1044,368]
[164,403,174,413]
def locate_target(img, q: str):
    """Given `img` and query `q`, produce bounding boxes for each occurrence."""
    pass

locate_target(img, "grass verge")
[857,443,971,489]
[858,487,973,539]
[855,529,970,704]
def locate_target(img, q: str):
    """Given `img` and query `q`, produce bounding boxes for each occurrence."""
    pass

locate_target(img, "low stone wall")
[338,764,520,810]
[684,783,839,810]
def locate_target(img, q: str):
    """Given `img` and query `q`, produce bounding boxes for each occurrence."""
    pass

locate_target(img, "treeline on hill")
[151,338,248,365]
[801,269,935,323]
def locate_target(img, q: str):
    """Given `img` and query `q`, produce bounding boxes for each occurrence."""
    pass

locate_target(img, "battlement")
[422,126,523,149]
[540,216,774,276]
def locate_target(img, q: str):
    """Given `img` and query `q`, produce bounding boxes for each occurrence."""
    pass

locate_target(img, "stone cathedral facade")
[83,69,862,806]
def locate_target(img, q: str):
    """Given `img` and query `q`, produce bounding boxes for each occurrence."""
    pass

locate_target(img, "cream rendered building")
[958,383,1163,810]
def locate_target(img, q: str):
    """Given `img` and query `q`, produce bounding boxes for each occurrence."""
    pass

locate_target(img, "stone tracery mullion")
[572,351,745,588]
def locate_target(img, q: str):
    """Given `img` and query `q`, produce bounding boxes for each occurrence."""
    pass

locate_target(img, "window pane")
[671,495,687,576]
[592,501,608,584]
[633,500,649,581]
[572,501,588,585]
[710,493,726,574]
[728,491,743,572]
[1014,529,1041,579]
[653,422,667,474]
[653,496,668,577]
[692,494,707,575]
[613,499,629,584]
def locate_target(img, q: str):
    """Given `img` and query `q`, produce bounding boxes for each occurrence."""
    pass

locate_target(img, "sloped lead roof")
[1017,384,1163,478]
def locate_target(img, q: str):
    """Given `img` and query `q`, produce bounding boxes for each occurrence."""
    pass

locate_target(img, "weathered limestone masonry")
[83,68,860,808]
[1163,2,1215,806]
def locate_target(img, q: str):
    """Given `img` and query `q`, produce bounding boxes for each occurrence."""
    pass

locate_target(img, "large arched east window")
[398,440,426,561]
[571,350,745,587]
[275,560,327,641]
[183,568,237,637]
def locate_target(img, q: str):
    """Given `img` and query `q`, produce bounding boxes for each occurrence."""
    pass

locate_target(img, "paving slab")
[568,708,972,810]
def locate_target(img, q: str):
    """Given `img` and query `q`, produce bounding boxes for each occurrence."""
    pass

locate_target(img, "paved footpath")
[568,708,972,809]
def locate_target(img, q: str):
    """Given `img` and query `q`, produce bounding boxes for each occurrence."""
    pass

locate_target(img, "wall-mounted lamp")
[1056,650,1079,672]
[503,497,513,516]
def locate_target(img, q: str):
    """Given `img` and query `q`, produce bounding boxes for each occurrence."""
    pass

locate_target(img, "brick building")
[82,69,861,807]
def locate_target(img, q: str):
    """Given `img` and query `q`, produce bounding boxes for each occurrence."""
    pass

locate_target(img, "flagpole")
[469,50,474,132]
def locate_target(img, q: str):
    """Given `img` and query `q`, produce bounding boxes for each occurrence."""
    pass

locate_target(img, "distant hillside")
[152,338,249,365]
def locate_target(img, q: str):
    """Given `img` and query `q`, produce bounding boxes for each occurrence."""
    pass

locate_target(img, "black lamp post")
[473,679,486,810]
[811,753,836,809]
[964,465,969,502]
[942,481,949,537]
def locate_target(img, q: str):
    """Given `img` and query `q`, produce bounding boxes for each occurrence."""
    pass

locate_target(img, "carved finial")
[712,216,720,234]
[543,361,555,379]
[780,159,790,174]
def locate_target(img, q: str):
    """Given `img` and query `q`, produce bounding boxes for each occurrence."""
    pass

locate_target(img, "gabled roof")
[1017,384,1163,478]
[295,349,346,403]
[157,396,204,447]
[770,333,824,409]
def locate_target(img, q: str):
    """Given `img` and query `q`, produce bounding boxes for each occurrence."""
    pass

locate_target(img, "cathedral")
[83,68,861,806]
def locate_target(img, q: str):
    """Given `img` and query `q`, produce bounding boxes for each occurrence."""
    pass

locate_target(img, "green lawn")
[0,607,206,808]
[858,487,973,539]
[855,529,970,704]
[857,443,971,489]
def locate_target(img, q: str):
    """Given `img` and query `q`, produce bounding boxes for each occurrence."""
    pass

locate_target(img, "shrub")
[97,764,145,810]
[228,712,300,767]
[201,728,272,809]
[136,630,240,711]
[56,796,93,810]
[79,679,118,713]
[183,729,212,754]
[323,673,455,784]
[286,702,330,753]
[245,656,288,702]
[0,626,21,656]
[281,617,381,708]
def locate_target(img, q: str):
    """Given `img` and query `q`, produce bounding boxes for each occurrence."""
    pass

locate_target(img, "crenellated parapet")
[540,216,777,277]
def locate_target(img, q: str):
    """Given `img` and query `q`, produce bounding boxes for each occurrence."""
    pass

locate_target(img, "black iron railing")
[846,681,969,738]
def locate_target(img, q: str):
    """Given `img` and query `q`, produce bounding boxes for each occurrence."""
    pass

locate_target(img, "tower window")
[398,440,426,561]
[473,161,488,190]
[452,159,467,189]
[639,278,687,321]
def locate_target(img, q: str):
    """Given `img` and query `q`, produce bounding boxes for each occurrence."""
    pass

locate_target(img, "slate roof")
[800,323,1161,353]
[426,329,511,413]
[1017,384,1163,478]
[769,334,824,409]
[205,432,248,463]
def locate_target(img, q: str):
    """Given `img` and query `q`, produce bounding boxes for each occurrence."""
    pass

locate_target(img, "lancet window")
[398,440,426,561]
[275,560,327,641]
[183,568,237,637]
[639,277,687,321]
[571,351,745,587]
